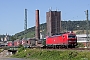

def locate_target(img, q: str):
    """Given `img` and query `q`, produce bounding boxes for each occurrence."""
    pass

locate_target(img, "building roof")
[77,34,90,42]
[76,34,90,37]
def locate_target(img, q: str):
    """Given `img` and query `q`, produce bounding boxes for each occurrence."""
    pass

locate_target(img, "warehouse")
[76,34,90,48]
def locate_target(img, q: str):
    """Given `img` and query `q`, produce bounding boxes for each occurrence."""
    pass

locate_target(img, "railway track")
[71,48,90,50]
[37,48,90,51]
[28,46,90,51]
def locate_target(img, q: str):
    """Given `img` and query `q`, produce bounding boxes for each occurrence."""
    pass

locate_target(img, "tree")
[9,35,17,41]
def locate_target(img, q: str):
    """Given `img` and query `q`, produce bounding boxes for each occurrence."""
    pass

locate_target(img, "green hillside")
[14,23,46,39]
[14,20,90,39]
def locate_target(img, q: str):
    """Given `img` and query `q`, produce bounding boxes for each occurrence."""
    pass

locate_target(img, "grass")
[0,49,4,53]
[12,48,90,60]
[74,30,90,34]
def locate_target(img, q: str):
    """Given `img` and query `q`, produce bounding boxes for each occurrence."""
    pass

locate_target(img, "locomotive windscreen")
[68,34,76,38]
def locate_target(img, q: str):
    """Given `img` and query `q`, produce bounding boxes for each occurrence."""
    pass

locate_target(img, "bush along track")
[12,48,90,60]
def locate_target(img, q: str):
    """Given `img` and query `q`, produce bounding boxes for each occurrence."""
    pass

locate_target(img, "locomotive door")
[63,35,67,45]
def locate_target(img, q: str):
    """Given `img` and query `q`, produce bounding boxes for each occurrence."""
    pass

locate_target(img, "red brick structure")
[46,10,61,36]
[35,10,40,39]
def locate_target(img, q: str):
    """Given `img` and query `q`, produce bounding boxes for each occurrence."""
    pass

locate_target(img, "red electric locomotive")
[46,32,77,48]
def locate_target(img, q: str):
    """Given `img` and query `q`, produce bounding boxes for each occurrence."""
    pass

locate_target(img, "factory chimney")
[35,9,40,40]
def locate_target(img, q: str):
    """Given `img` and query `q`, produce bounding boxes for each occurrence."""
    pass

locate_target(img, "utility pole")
[24,9,27,38]
[85,10,89,48]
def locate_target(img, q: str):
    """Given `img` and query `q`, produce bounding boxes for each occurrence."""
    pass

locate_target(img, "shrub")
[18,46,25,52]
[13,49,90,60]
[76,43,84,48]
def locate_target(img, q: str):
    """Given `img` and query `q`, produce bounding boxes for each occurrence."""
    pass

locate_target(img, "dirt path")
[0,58,27,60]
[0,50,10,57]
[0,50,38,60]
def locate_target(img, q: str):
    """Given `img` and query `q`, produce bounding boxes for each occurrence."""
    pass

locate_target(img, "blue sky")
[0,0,90,35]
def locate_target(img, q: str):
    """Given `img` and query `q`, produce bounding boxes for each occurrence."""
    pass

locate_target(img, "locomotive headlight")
[68,41,72,42]
[68,41,76,42]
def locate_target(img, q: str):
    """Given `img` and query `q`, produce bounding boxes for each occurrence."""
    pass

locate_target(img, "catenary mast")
[24,9,27,38]
[85,10,89,48]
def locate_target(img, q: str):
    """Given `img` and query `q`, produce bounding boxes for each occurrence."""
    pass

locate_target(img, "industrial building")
[77,34,90,48]
[46,10,61,36]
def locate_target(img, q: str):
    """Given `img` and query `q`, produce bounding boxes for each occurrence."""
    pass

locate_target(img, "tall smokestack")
[35,9,40,40]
